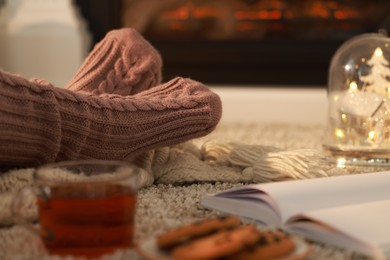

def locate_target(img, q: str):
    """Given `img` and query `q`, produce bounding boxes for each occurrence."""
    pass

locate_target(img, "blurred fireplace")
[76,0,390,86]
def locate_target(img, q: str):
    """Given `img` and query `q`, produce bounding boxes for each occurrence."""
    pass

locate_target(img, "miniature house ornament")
[323,33,390,166]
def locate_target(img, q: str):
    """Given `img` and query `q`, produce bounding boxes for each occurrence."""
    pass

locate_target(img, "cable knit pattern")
[65,28,162,95]
[0,70,222,165]
[2,72,205,112]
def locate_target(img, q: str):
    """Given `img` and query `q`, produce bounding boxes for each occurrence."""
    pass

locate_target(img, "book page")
[202,194,280,225]
[202,171,390,225]
[257,171,390,223]
[285,199,390,259]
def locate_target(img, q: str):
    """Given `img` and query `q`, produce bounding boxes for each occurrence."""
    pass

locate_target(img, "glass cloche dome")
[323,33,390,166]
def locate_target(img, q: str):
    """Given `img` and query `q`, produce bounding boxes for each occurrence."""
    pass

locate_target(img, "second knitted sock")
[65,28,162,96]
[0,70,222,166]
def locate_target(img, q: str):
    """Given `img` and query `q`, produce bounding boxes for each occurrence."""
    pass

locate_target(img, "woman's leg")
[0,71,221,166]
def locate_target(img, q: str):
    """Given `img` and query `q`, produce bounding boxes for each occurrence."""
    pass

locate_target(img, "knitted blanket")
[0,122,382,260]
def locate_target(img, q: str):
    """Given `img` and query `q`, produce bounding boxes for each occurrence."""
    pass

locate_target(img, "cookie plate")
[137,236,312,260]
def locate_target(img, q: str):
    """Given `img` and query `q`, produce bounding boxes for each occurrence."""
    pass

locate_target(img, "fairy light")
[374,47,383,57]
[336,158,346,168]
[335,128,345,138]
[348,81,358,92]
[368,131,376,141]
[341,113,347,122]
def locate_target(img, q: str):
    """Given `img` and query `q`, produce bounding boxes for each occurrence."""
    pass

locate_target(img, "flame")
[162,7,190,20]
[334,10,360,19]
[235,10,282,20]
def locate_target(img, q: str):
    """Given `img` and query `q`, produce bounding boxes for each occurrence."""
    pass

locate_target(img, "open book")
[201,171,390,259]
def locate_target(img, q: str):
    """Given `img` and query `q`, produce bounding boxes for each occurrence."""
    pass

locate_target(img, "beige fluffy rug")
[0,122,382,260]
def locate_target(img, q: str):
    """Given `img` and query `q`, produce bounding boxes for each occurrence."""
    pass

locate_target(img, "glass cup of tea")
[13,160,142,258]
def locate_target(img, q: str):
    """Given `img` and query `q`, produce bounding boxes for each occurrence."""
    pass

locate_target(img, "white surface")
[210,86,328,124]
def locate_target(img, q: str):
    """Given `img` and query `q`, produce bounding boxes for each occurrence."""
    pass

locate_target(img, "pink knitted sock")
[0,70,222,166]
[65,28,162,95]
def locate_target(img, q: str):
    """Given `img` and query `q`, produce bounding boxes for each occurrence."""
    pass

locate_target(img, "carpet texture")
[0,122,382,260]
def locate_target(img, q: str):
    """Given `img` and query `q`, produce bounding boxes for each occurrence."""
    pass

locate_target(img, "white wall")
[0,0,90,87]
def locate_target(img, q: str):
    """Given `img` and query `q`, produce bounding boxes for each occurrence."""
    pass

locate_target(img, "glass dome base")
[323,144,390,167]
